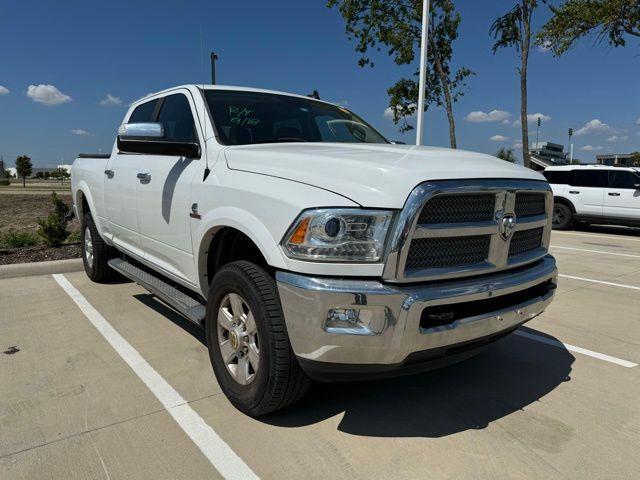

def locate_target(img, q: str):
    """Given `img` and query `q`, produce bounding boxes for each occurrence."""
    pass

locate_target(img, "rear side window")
[543,170,571,184]
[570,170,607,188]
[609,170,640,189]
[129,99,158,123]
[157,94,197,141]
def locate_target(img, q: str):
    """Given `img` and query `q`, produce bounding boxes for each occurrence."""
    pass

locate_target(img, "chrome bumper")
[276,255,557,369]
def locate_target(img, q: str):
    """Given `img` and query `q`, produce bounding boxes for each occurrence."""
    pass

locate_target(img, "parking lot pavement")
[1,228,639,479]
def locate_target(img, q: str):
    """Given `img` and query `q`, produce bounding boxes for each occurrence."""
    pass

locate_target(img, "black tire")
[205,261,310,416]
[552,202,573,230]
[81,212,113,282]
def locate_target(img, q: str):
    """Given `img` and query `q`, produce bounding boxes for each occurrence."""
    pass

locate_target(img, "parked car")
[543,165,640,229]
[71,85,557,416]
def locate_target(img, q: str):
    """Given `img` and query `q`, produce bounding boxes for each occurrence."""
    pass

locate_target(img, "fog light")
[326,308,360,328]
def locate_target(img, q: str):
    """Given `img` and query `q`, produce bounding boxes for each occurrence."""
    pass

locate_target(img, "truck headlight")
[282,209,394,262]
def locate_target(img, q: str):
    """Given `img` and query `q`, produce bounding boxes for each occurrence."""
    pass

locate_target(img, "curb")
[0,258,84,280]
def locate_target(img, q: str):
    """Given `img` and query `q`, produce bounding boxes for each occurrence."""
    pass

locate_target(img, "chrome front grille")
[383,180,553,283]
[406,235,491,270]
[515,192,546,218]
[509,227,544,257]
[417,193,495,224]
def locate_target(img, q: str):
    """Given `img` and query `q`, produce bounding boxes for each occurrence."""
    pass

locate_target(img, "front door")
[568,169,607,219]
[135,91,203,283]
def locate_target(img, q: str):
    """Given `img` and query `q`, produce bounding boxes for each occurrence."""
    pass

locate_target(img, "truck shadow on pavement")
[264,327,574,438]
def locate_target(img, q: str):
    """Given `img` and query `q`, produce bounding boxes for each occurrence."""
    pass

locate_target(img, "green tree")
[328,0,474,148]
[631,151,640,167]
[496,147,517,162]
[15,155,32,188]
[490,0,538,170]
[37,192,74,247]
[538,0,640,56]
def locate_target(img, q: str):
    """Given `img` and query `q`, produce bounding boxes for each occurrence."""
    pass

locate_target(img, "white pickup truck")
[72,85,557,416]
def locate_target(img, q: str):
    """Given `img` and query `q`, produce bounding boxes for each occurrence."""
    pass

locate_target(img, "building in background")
[596,153,636,167]
[0,158,5,178]
[57,164,73,173]
[6,167,17,178]
[529,142,570,171]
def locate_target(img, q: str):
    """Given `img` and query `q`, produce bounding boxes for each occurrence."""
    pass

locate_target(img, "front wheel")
[205,261,310,416]
[552,203,573,230]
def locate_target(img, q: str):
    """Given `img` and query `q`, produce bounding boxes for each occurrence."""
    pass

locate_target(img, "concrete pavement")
[1,228,639,479]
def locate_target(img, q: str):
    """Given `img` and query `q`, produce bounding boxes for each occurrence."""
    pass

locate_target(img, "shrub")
[37,192,75,247]
[0,179,10,186]
[0,230,40,248]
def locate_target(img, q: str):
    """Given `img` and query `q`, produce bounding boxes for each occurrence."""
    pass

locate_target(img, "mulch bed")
[0,243,81,266]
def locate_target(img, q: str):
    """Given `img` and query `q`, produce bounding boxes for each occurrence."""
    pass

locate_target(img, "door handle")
[569,190,580,194]
[104,169,114,178]
[608,192,621,196]
[136,172,151,182]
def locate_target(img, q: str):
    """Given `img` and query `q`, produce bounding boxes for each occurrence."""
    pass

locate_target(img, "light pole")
[415,0,431,146]
[568,128,573,164]
[535,116,541,149]
[210,52,218,85]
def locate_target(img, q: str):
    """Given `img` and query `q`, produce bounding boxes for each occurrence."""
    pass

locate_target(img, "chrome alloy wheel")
[84,226,94,269]
[217,293,260,385]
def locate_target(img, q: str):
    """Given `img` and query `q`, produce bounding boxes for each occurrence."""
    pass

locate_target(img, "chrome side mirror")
[118,122,164,138]
[117,122,200,159]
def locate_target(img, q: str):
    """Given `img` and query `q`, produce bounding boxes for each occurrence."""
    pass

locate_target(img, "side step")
[108,258,206,325]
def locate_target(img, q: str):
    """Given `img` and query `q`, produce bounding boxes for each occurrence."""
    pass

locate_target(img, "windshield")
[204,90,389,146]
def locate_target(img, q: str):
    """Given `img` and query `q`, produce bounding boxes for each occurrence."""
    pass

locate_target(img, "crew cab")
[71,85,557,416]
[543,165,640,229]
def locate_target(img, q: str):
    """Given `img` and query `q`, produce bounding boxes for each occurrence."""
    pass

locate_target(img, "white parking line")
[552,246,640,259]
[515,331,638,368]
[53,274,259,480]
[552,230,640,243]
[559,273,640,291]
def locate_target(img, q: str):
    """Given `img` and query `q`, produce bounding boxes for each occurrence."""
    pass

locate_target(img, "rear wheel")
[552,203,572,230]
[81,213,113,282]
[205,261,310,416]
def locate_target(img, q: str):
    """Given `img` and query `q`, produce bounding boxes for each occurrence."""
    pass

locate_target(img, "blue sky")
[0,0,638,168]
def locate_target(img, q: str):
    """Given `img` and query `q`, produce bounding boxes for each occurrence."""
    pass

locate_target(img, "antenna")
[200,27,211,181]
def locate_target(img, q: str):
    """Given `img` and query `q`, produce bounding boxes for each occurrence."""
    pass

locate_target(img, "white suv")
[543,165,640,229]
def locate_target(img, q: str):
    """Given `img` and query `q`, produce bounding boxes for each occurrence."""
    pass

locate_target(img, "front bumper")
[276,255,557,380]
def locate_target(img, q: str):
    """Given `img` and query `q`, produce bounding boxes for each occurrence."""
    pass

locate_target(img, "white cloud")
[636,117,640,125]
[489,135,509,142]
[384,104,417,119]
[99,93,122,106]
[71,129,92,136]
[574,119,615,136]
[512,113,552,127]
[537,41,552,53]
[579,145,603,151]
[513,142,523,150]
[528,113,552,123]
[502,119,511,125]
[26,84,71,106]
[0,85,9,95]
[465,110,511,123]
[606,135,628,142]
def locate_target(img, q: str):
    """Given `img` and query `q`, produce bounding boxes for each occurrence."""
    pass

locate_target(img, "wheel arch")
[194,207,288,298]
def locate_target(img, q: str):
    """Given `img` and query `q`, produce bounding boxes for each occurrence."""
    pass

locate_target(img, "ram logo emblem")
[496,211,517,240]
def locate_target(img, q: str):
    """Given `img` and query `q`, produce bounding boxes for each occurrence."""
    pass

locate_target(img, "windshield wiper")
[249,138,309,144]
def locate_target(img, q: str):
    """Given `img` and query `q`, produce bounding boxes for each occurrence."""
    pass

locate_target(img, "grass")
[0,230,40,248]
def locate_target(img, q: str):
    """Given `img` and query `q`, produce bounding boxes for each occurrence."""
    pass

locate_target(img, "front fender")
[193,206,288,296]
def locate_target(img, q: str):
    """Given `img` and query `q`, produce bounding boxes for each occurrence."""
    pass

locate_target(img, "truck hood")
[224,143,546,208]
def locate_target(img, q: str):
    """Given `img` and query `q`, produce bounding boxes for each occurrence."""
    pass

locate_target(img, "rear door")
[604,170,640,221]
[135,91,203,283]
[103,99,159,257]
[567,169,607,218]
